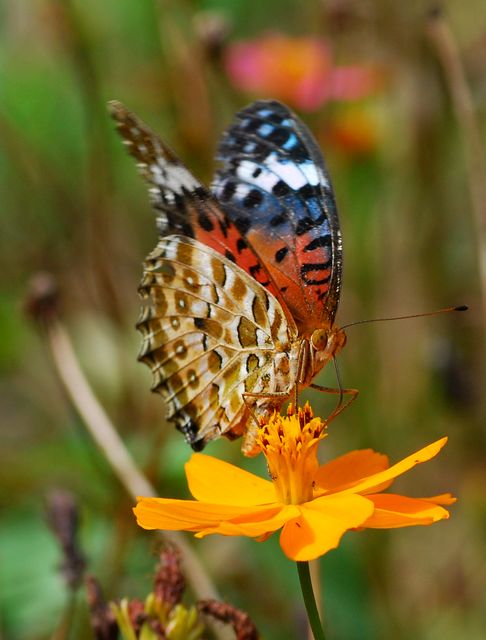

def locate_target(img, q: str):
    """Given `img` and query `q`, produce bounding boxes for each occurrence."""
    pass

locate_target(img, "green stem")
[297,561,326,640]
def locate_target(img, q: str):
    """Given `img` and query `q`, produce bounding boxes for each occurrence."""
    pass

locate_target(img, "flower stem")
[297,561,326,640]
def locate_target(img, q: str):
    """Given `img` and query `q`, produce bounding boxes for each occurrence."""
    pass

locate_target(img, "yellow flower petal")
[422,493,457,505]
[198,504,300,538]
[132,402,454,563]
[134,498,270,532]
[314,449,390,494]
[279,494,374,561]
[362,493,453,528]
[341,438,448,496]
[185,454,276,505]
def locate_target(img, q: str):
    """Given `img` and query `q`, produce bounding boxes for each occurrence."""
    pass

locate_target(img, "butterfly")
[109,99,354,453]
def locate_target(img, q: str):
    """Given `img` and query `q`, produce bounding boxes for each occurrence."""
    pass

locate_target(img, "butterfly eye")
[337,330,347,349]
[311,329,328,351]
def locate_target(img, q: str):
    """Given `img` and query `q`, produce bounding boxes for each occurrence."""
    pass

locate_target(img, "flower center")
[255,404,327,505]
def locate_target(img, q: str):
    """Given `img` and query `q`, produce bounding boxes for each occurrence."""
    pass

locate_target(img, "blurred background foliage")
[1,0,486,638]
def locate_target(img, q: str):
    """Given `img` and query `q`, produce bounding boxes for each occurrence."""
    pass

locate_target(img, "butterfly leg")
[241,390,290,424]
[308,383,359,421]
[240,390,290,455]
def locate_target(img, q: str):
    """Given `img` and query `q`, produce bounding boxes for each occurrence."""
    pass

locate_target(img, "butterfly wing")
[138,235,297,450]
[108,100,284,306]
[109,100,342,450]
[212,100,342,336]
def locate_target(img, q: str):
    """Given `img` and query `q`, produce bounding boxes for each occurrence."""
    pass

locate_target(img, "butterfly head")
[310,327,347,370]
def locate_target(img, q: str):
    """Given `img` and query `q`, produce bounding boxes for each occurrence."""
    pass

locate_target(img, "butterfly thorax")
[296,327,347,387]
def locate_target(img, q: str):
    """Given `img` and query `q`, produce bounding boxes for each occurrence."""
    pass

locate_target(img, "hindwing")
[137,235,297,449]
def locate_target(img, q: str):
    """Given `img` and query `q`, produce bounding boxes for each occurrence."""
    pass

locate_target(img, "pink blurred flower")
[225,34,382,111]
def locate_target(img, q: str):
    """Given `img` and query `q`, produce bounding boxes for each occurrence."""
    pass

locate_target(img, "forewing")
[108,100,286,304]
[137,235,297,450]
[212,100,342,334]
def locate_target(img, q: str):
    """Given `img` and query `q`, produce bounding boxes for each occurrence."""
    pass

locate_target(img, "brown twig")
[47,319,155,499]
[427,7,486,319]
[198,600,259,640]
[85,576,118,640]
[46,490,86,590]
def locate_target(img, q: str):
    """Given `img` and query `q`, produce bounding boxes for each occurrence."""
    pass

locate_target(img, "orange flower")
[224,34,383,111]
[135,406,455,561]
[324,105,382,156]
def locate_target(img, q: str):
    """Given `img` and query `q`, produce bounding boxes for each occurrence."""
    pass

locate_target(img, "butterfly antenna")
[341,305,468,330]
[332,356,344,407]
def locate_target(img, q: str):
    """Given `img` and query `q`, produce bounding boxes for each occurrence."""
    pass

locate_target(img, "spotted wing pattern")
[212,100,342,336]
[110,100,345,451]
[138,235,298,450]
[108,100,284,306]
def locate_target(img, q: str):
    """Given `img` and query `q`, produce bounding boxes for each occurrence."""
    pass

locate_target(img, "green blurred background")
[1,1,485,638]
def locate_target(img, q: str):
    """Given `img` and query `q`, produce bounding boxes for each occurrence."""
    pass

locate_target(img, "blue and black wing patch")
[211,100,342,334]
